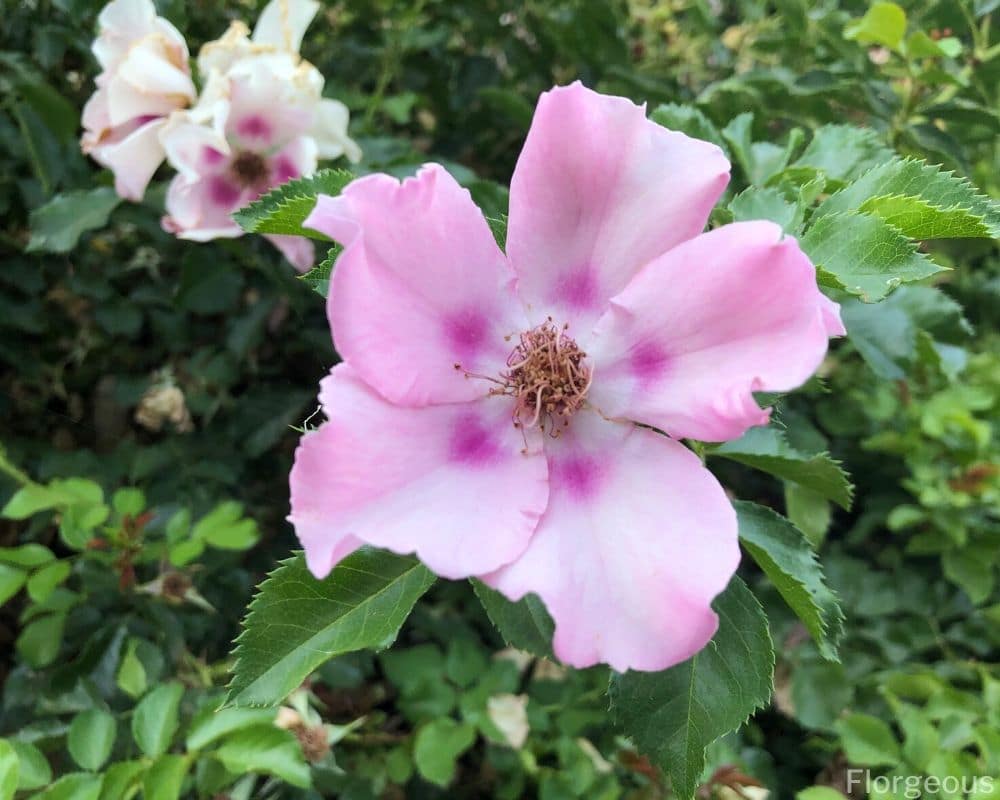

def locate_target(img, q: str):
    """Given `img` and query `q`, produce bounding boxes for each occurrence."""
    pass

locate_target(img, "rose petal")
[95,118,168,201]
[507,82,730,337]
[304,164,526,407]
[252,0,320,54]
[484,412,738,672]
[266,234,314,271]
[162,172,248,241]
[310,98,362,163]
[289,364,549,579]
[588,220,844,443]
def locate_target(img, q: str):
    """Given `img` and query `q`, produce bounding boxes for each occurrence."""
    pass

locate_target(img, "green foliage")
[227,550,435,706]
[609,578,774,800]
[26,188,122,254]
[232,169,354,238]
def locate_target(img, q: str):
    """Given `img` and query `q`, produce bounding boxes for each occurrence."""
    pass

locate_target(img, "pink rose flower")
[289,83,845,671]
[81,0,196,200]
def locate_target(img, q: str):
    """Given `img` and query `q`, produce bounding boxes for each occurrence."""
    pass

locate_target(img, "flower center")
[457,319,593,436]
[229,150,270,188]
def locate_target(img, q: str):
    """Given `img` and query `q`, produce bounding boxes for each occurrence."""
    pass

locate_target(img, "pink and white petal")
[225,56,321,151]
[289,364,548,579]
[270,135,317,185]
[311,99,362,162]
[93,0,158,68]
[95,118,168,201]
[252,0,320,54]
[160,115,231,181]
[304,164,526,407]
[588,221,844,443]
[105,39,195,126]
[266,234,314,271]
[162,173,247,241]
[483,412,739,672]
[507,82,730,336]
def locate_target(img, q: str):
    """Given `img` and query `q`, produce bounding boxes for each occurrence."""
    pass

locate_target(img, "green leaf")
[111,489,145,517]
[116,640,148,699]
[943,549,995,604]
[712,427,853,510]
[857,194,993,239]
[0,740,18,800]
[609,577,774,800]
[97,761,145,800]
[232,169,353,238]
[185,708,275,751]
[192,502,258,551]
[844,2,907,51]
[487,215,507,251]
[413,719,477,786]
[0,544,54,568]
[797,788,849,800]
[67,709,116,771]
[226,549,435,707]
[0,565,27,606]
[729,186,799,231]
[32,773,102,800]
[141,755,188,800]
[815,157,1000,237]
[8,741,50,791]
[834,712,902,766]
[131,683,183,757]
[26,188,122,254]
[784,484,832,547]
[2,485,60,519]
[26,560,71,604]
[299,246,340,298]
[801,211,944,302]
[793,125,893,183]
[16,613,66,667]
[650,103,727,152]
[472,580,554,658]
[213,726,310,788]
[736,502,844,661]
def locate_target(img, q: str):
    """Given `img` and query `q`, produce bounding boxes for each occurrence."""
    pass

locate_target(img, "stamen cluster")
[230,151,271,187]
[497,319,593,434]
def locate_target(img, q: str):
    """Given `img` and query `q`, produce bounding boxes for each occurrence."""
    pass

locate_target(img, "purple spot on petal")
[445,309,489,358]
[272,156,300,185]
[449,416,501,466]
[235,114,272,143]
[555,265,599,309]
[630,343,671,382]
[202,146,226,169]
[208,175,242,209]
[554,455,604,500]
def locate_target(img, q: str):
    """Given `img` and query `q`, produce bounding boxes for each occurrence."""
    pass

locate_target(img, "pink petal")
[484,412,738,672]
[588,221,844,443]
[93,118,167,201]
[507,82,730,336]
[266,234,314,271]
[289,365,549,579]
[162,173,247,241]
[304,164,526,407]
[105,37,194,126]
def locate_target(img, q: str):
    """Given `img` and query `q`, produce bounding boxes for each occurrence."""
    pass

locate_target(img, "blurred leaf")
[844,2,907,51]
[0,565,27,606]
[16,612,65,667]
[472,580,554,658]
[609,577,774,800]
[736,502,844,661]
[25,560,70,604]
[31,773,101,800]
[650,103,727,151]
[227,549,435,707]
[67,709,116,771]
[712,427,854,509]
[99,761,146,800]
[192,502,258,550]
[131,683,183,758]
[785,484,832,547]
[7,741,50,791]
[729,186,799,231]
[214,726,310,788]
[802,211,944,302]
[142,755,189,800]
[0,741,17,800]
[26,188,122,254]
[233,169,354,238]
[943,549,995,604]
[0,544,54,568]
[186,708,275,751]
[413,719,477,786]
[116,640,148,699]
[794,125,892,183]
[834,713,902,766]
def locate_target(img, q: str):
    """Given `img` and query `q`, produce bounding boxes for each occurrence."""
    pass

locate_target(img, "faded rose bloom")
[159,0,359,269]
[134,383,192,433]
[81,0,196,200]
[289,83,844,671]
